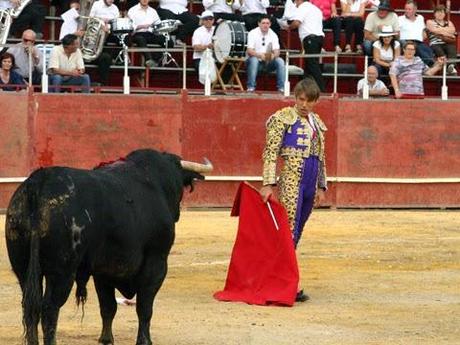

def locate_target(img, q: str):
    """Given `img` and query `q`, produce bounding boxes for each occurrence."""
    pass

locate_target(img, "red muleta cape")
[214,182,299,306]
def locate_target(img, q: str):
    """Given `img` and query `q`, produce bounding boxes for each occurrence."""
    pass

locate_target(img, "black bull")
[5,149,212,345]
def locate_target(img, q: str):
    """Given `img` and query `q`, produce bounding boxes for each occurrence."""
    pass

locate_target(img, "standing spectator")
[389,41,444,98]
[0,52,26,91]
[398,0,433,66]
[192,10,215,73]
[48,34,91,93]
[372,25,400,75]
[128,0,172,67]
[288,0,325,92]
[7,29,43,85]
[363,0,399,56]
[156,0,199,46]
[202,0,242,22]
[240,0,281,35]
[340,0,366,54]
[426,5,457,75]
[259,78,328,302]
[310,0,342,53]
[2,0,46,39]
[431,1,451,11]
[357,64,389,97]
[246,15,285,93]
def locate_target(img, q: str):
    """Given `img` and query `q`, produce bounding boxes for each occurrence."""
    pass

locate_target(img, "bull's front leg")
[94,277,117,345]
[135,254,168,345]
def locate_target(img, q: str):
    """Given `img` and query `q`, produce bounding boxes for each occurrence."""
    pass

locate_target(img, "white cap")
[200,10,214,19]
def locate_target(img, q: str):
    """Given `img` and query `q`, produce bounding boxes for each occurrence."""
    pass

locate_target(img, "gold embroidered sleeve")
[262,114,286,185]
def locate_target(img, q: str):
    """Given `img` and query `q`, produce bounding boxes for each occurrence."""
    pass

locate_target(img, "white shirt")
[293,2,324,41]
[0,0,12,10]
[398,14,425,42]
[202,0,241,14]
[192,25,215,59]
[48,45,85,73]
[59,8,79,40]
[373,40,400,61]
[128,4,161,32]
[247,27,280,55]
[240,0,269,15]
[282,0,296,20]
[159,0,188,14]
[340,0,365,13]
[89,0,119,21]
[357,78,387,95]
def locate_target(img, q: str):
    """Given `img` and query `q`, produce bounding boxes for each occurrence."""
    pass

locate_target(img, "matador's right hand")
[259,185,275,203]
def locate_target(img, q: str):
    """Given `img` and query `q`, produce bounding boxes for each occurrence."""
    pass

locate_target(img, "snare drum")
[213,21,247,63]
[110,18,134,34]
[152,20,180,34]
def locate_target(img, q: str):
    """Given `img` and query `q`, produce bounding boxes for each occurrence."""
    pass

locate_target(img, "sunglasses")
[262,37,265,46]
[23,38,35,43]
[203,17,214,20]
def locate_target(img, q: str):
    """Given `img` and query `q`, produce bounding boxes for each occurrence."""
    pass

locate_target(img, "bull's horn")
[180,158,213,173]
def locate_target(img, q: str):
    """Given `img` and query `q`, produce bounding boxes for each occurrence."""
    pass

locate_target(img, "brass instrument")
[79,0,108,61]
[0,0,32,46]
[226,0,234,6]
[81,17,107,61]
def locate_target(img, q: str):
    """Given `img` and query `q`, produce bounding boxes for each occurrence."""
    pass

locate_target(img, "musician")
[156,0,199,46]
[287,0,325,92]
[128,0,173,67]
[202,0,243,23]
[59,0,83,39]
[246,15,285,93]
[191,10,215,72]
[77,0,119,85]
[48,34,91,93]
[1,0,46,39]
[7,29,43,85]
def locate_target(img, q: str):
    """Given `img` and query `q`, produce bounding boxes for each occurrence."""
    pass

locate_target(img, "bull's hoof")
[295,289,310,302]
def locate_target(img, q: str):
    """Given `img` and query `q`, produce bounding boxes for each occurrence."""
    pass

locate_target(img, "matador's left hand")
[314,189,325,208]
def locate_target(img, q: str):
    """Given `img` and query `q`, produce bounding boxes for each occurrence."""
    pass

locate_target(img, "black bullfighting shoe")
[296,289,310,302]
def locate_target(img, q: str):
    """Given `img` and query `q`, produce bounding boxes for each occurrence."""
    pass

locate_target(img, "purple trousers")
[292,156,319,247]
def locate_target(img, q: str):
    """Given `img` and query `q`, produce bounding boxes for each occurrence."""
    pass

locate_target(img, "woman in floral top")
[389,41,444,98]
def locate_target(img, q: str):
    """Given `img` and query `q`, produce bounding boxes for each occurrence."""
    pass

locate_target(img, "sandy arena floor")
[0,210,459,345]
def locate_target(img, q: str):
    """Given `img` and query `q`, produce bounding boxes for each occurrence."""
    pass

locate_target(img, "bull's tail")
[21,175,43,345]
[22,230,42,344]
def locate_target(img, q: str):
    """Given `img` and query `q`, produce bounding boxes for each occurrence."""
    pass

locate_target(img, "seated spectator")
[389,41,444,98]
[363,0,399,57]
[59,0,83,40]
[7,29,43,85]
[365,0,380,10]
[431,1,450,11]
[202,0,243,23]
[192,10,215,73]
[48,34,91,93]
[372,25,400,75]
[156,0,199,46]
[357,65,389,97]
[3,0,46,39]
[0,52,26,91]
[311,0,342,53]
[426,5,458,75]
[340,0,366,54]
[128,0,173,67]
[246,15,285,93]
[398,0,433,66]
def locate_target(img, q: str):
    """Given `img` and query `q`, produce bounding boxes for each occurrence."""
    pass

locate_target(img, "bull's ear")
[183,171,204,192]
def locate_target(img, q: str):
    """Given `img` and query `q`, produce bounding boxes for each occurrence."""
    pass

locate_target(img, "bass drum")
[213,21,247,64]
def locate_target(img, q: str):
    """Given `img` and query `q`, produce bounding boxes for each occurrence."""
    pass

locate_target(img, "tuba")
[0,0,31,46]
[81,17,107,61]
[79,0,107,61]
